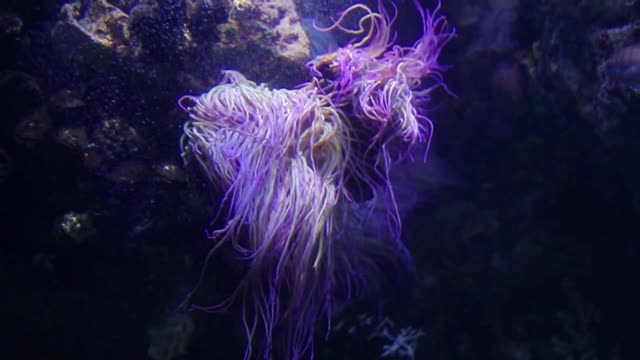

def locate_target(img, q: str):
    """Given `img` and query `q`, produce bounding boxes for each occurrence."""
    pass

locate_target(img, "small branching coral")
[178,1,454,359]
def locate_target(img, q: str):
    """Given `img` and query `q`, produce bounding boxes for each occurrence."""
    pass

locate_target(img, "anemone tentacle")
[179,1,454,359]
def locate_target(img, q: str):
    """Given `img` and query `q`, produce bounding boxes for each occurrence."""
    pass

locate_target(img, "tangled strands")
[309,0,455,158]
[180,70,354,359]
[179,1,454,359]
[304,0,455,248]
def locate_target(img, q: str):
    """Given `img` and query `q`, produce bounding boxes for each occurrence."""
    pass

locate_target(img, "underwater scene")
[1,0,639,359]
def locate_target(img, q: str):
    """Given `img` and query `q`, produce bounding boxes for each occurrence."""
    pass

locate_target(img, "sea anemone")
[178,1,454,359]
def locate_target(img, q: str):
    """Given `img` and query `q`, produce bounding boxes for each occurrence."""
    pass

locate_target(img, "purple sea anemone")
[178,1,454,359]
[180,70,351,358]
[309,0,454,155]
